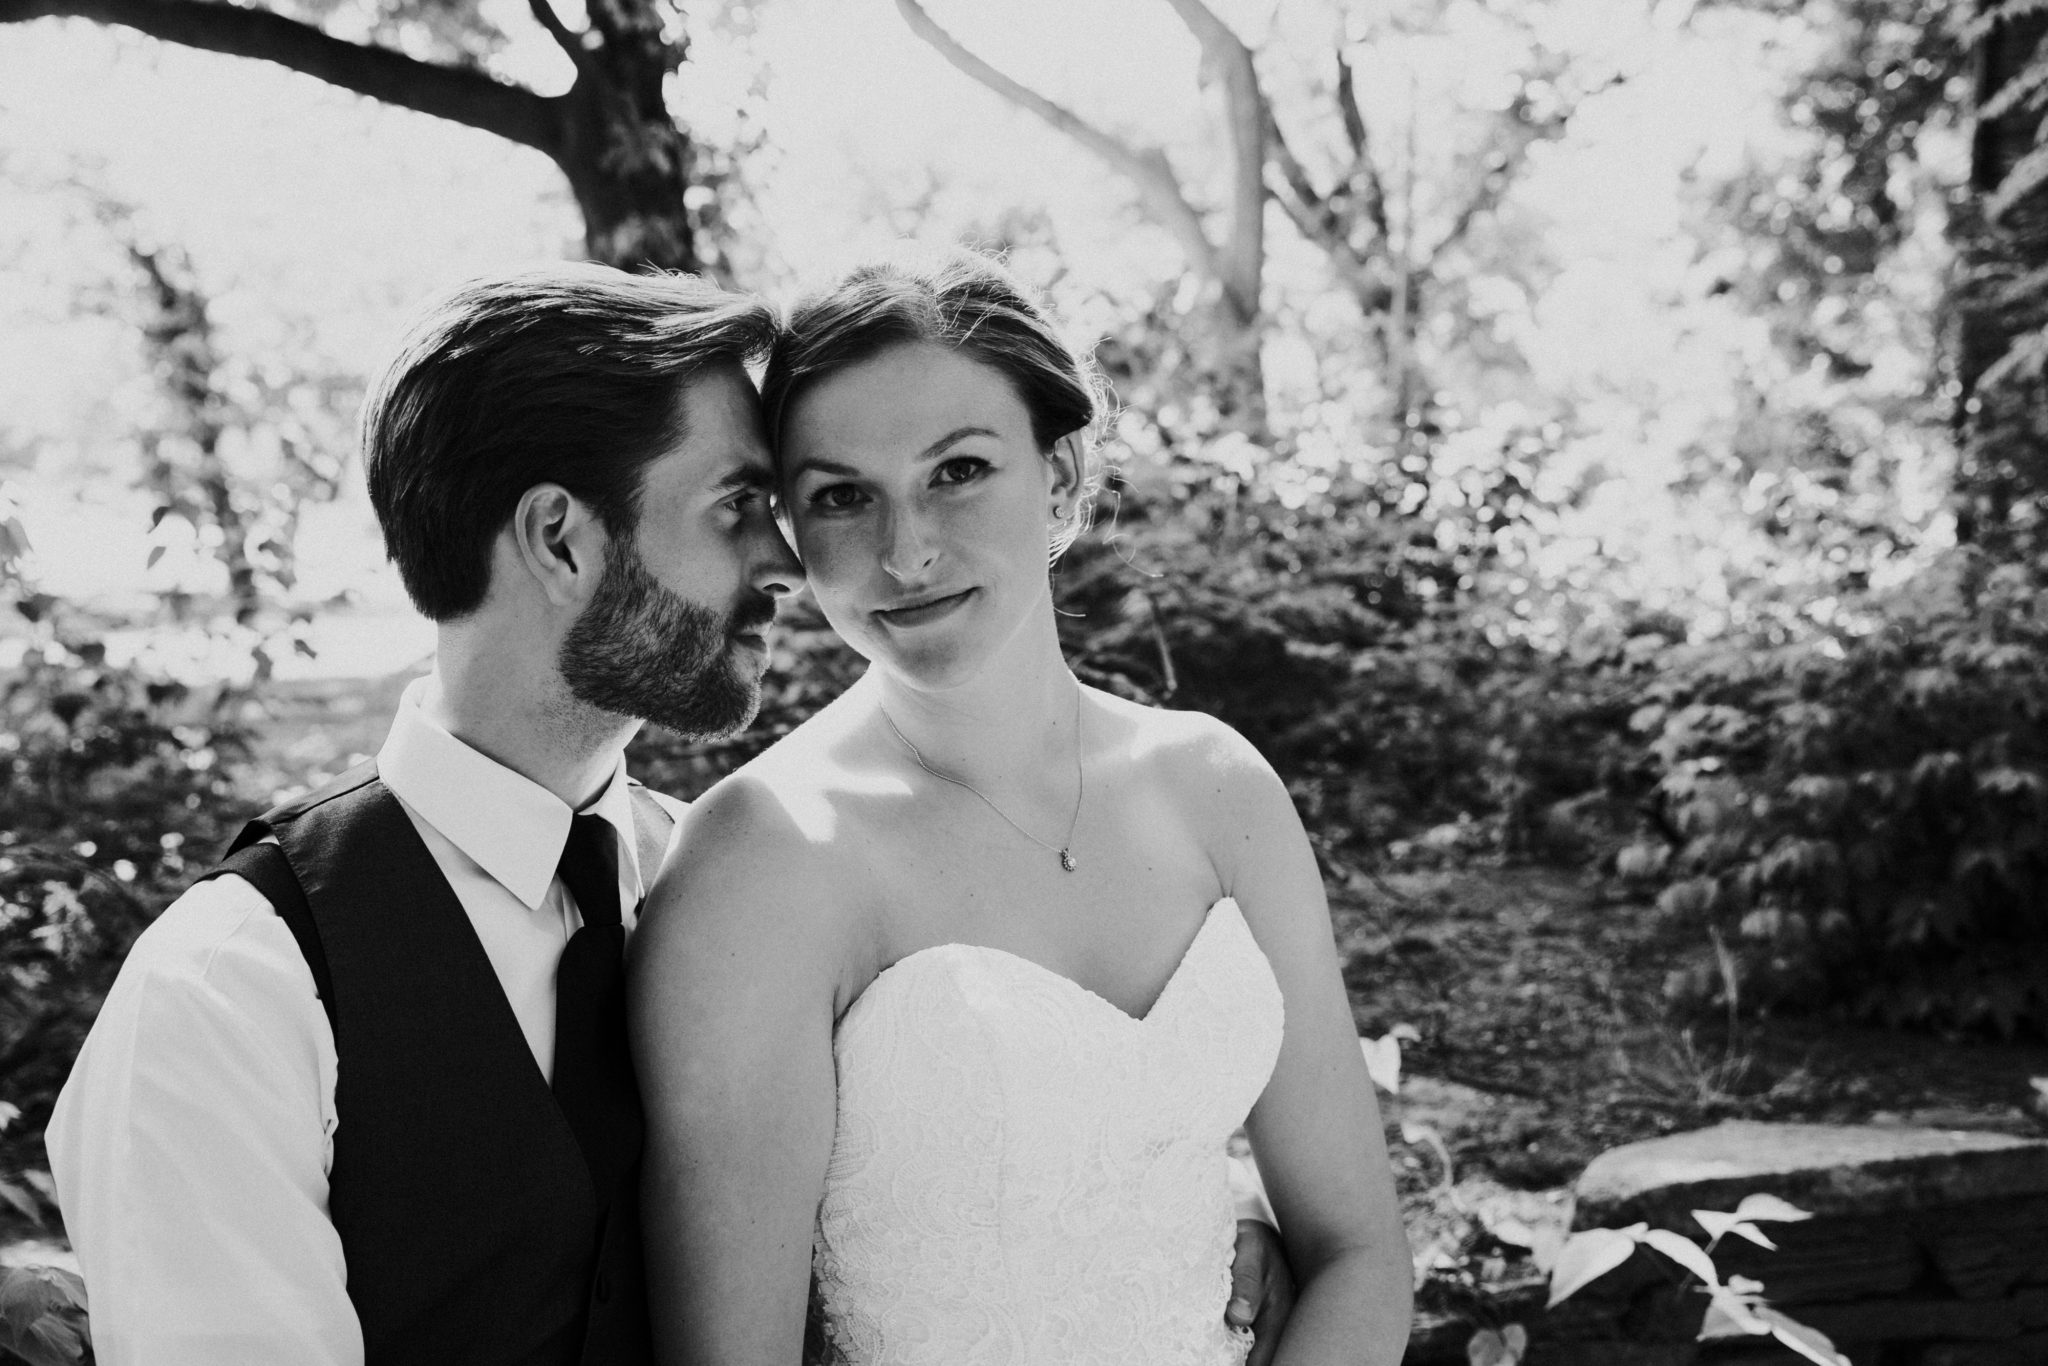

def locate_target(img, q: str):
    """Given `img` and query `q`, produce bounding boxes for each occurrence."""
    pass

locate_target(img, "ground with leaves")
[1342,864,2048,1193]
[1342,862,2048,1349]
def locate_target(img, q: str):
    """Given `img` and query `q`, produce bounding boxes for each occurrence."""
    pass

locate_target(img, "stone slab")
[1527,1345,1697,1366]
[1917,1330,2048,1366]
[1574,1122,2048,1229]
[1710,1213,1926,1305]
[1792,1295,2021,1342]
[1923,1195,2048,1299]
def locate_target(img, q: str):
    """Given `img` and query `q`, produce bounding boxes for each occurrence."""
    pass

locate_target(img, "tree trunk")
[551,0,704,275]
[1189,292,1268,441]
[0,0,711,277]
[1955,3,2048,547]
[555,83,700,274]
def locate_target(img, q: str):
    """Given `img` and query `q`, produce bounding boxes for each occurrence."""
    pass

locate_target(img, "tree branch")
[1334,46,1389,243]
[0,0,561,154]
[1336,47,1367,159]
[1265,110,1358,261]
[525,0,590,76]
[1265,110,1327,218]
[893,0,1220,283]
[1160,0,1265,323]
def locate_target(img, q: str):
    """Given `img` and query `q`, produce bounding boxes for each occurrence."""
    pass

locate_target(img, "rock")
[1792,1295,2022,1343]
[1572,1121,2048,1229]
[1706,1212,1923,1305]
[1922,1193,2048,1299]
[1526,1345,1698,1366]
[1918,1332,2048,1366]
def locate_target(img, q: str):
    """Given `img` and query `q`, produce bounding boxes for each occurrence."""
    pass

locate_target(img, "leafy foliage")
[1621,552,2048,1035]
[1048,462,1638,871]
[1546,1197,1847,1366]
[0,219,305,1177]
[0,1261,89,1366]
[0,629,250,1178]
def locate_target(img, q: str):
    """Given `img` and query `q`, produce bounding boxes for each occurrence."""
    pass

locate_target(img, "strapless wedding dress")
[812,897,1285,1366]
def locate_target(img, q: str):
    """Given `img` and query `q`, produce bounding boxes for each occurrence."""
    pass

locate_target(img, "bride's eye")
[806,483,868,511]
[934,457,990,486]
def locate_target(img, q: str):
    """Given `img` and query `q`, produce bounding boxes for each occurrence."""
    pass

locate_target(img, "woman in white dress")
[630,250,1411,1365]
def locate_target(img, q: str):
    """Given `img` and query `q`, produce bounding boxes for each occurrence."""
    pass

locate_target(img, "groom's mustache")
[728,598,778,637]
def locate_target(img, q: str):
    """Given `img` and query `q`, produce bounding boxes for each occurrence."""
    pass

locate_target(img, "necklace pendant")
[1059,849,1077,873]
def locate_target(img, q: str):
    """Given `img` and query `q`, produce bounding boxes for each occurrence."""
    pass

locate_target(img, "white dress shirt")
[46,676,683,1366]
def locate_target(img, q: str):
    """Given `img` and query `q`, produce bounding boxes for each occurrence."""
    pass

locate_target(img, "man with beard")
[48,265,801,1366]
[48,263,1296,1366]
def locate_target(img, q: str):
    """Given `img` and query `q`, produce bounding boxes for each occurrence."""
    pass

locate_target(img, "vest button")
[595,1272,612,1305]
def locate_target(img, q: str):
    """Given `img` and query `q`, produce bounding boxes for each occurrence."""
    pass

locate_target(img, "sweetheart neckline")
[845,896,1242,1030]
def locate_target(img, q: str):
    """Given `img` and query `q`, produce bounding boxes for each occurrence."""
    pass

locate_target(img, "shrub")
[1621,552,2048,1035]
[1050,477,1638,870]
[0,637,249,1179]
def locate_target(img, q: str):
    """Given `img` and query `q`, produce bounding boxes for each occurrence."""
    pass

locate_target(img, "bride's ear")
[1047,434,1086,515]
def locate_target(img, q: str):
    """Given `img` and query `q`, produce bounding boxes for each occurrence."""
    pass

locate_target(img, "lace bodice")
[812,897,1285,1366]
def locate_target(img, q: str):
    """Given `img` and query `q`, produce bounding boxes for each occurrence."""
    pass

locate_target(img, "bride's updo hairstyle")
[761,248,1107,558]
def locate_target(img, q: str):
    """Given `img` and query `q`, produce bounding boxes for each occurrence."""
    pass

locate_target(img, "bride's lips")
[874,587,976,629]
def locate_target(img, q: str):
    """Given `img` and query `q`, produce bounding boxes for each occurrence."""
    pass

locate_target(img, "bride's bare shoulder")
[641,693,879,950]
[1093,689,1278,793]
[1092,690,1302,889]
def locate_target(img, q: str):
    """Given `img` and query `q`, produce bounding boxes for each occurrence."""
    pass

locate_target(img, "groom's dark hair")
[363,263,775,621]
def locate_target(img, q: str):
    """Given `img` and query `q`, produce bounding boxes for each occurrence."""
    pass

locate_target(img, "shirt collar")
[377,675,643,913]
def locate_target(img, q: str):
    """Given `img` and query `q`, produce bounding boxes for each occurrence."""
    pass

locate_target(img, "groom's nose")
[750,517,805,599]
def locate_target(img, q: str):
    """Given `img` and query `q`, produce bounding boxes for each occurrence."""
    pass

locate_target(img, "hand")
[1225,1217,1297,1366]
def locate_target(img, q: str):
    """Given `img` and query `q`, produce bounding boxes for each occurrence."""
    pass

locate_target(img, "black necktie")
[552,814,643,1197]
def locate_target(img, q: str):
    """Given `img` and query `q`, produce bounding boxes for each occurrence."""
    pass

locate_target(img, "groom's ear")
[509,483,608,609]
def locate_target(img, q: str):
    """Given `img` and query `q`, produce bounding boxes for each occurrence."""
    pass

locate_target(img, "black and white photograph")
[2,1,2047,1363]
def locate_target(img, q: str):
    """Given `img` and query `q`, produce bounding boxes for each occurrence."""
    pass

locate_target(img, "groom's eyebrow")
[710,465,777,494]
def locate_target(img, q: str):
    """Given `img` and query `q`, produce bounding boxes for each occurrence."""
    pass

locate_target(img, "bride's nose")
[880,505,939,581]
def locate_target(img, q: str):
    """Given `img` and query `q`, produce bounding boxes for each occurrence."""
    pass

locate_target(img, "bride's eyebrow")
[785,427,1001,482]
[918,426,998,460]
[786,456,864,480]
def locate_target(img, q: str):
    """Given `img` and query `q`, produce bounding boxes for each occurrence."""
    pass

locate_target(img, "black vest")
[207,762,664,1366]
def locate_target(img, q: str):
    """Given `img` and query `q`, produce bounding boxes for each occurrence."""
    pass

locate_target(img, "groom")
[47,263,1295,1365]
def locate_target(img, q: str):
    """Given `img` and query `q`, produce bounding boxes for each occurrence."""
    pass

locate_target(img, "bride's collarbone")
[861,853,1223,1011]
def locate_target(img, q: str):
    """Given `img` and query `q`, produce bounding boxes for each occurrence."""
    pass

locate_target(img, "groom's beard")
[558,537,773,741]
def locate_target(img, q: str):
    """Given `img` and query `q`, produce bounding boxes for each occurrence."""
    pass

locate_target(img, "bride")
[629,249,1412,1365]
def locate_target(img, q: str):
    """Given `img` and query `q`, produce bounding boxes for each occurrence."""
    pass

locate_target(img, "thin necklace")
[881,685,1085,873]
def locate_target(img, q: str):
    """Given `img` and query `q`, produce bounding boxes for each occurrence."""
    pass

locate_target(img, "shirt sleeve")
[1228,1152,1276,1227]
[46,874,361,1366]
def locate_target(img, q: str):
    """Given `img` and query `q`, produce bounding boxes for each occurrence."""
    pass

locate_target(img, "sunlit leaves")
[1465,1323,1527,1366]
[1548,1200,1848,1366]
[1545,1224,1643,1307]
[1359,1022,1419,1095]
[0,1263,89,1366]
[1693,1192,1815,1250]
